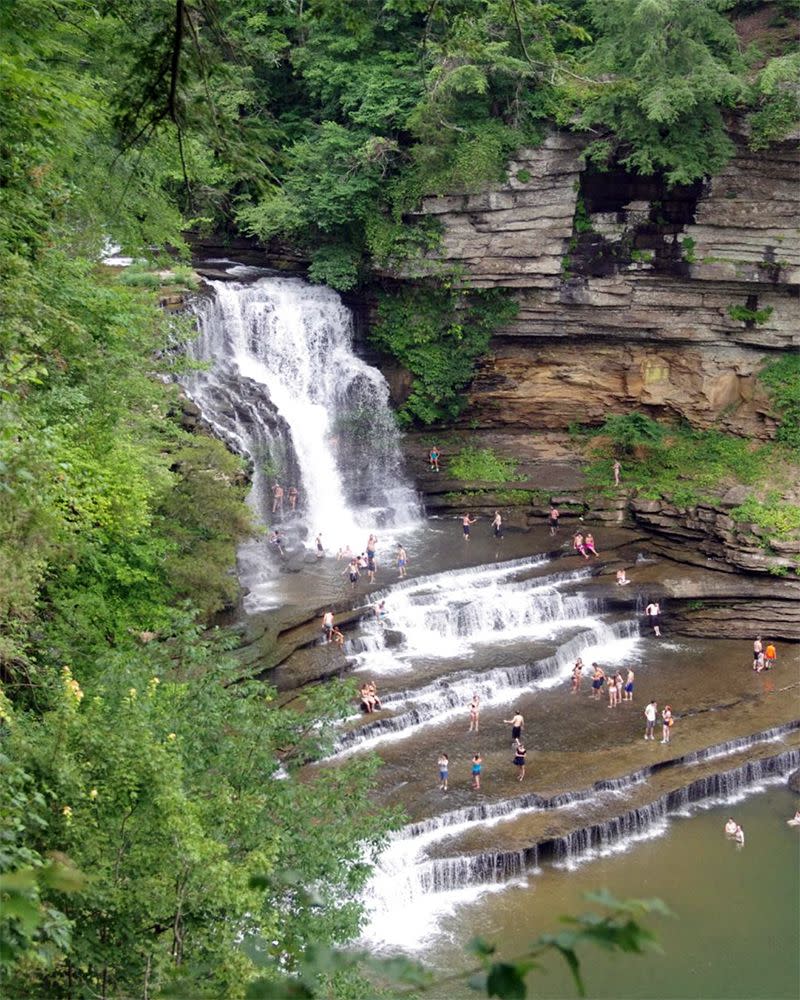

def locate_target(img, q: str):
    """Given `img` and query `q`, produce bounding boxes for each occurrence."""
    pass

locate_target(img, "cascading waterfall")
[361,744,800,947]
[187,272,419,557]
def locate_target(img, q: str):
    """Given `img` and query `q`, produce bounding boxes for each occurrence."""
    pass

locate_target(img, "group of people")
[644,699,673,743]
[321,611,344,646]
[573,531,598,559]
[574,660,636,705]
[436,703,528,793]
[335,535,408,588]
[359,681,382,713]
[271,482,299,514]
[752,635,777,671]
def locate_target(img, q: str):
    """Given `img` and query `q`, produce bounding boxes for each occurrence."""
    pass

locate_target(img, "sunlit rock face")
[407,125,798,438]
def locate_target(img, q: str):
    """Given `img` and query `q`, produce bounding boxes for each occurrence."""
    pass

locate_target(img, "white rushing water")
[186,272,419,607]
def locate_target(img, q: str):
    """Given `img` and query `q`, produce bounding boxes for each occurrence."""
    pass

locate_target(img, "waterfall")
[187,273,419,553]
[361,745,800,946]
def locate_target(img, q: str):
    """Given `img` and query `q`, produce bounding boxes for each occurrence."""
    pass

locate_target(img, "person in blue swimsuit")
[471,753,483,790]
[623,667,635,702]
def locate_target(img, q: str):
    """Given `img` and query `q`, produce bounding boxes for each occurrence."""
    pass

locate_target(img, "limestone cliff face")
[413,126,799,437]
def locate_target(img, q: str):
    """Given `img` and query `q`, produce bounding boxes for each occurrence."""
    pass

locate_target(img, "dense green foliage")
[448,446,524,483]
[759,353,800,449]
[0,4,398,995]
[582,415,800,545]
[372,285,518,425]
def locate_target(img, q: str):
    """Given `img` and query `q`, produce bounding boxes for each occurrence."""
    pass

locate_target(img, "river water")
[185,273,800,999]
[413,786,800,1000]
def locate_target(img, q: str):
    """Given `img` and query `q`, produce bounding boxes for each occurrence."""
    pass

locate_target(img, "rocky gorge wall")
[408,125,798,438]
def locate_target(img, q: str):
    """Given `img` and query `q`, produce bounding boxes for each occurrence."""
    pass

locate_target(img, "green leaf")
[486,961,527,999]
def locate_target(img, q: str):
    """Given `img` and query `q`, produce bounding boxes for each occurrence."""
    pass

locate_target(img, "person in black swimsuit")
[513,742,527,781]
[504,711,524,744]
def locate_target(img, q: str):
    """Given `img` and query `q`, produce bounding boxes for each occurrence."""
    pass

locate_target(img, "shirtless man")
[504,710,524,745]
[396,544,408,578]
[623,667,635,702]
[492,511,503,539]
[272,482,284,513]
[462,513,478,541]
[591,663,606,700]
[321,611,334,643]
[549,505,560,536]
[288,485,299,511]
[752,636,763,671]
[645,600,661,637]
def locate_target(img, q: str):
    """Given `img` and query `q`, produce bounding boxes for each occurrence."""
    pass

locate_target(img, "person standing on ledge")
[504,710,524,744]
[288,485,298,511]
[272,482,284,513]
[429,444,440,472]
[396,544,408,578]
[645,599,661,637]
[644,699,658,740]
[613,459,621,486]
[471,753,483,790]
[513,742,527,782]
[468,692,480,733]
[462,513,477,540]
[437,753,449,792]
[549,504,560,535]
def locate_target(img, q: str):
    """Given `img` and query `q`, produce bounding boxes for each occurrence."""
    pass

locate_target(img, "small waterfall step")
[386,734,800,900]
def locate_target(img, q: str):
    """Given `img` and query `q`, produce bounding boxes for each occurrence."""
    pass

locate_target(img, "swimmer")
[492,511,503,539]
[734,825,745,845]
[616,568,630,586]
[584,532,598,556]
[374,600,387,619]
[787,811,800,827]
[724,818,738,836]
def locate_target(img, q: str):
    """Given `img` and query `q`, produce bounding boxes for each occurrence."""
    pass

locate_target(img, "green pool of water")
[419,786,800,999]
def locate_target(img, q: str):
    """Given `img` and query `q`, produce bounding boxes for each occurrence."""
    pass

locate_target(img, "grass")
[583,424,800,539]
[448,446,524,483]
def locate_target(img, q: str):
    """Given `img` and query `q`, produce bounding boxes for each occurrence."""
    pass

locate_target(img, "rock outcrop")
[411,126,799,438]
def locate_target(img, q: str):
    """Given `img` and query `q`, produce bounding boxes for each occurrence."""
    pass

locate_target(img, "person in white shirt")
[644,700,658,740]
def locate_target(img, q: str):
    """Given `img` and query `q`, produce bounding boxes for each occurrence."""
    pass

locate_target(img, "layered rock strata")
[411,127,799,438]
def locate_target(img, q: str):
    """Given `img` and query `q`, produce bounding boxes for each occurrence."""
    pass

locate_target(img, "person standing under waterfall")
[462,513,478,540]
[513,741,527,781]
[396,544,408,578]
[272,482,284,513]
[288,485,298,511]
[645,600,661,637]
[471,753,483,790]
[315,534,324,559]
[492,511,503,539]
[468,693,480,732]
[504,710,524,744]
